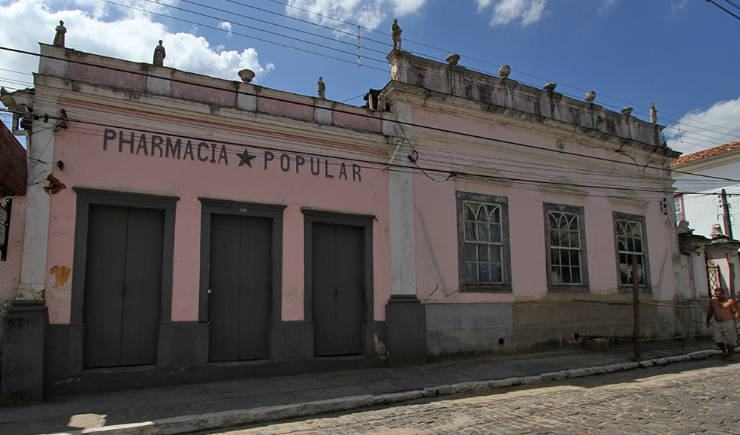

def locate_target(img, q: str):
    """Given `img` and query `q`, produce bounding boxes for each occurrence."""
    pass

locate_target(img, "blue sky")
[1,0,739,155]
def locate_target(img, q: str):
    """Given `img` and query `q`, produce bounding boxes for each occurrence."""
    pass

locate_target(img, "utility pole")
[721,189,733,239]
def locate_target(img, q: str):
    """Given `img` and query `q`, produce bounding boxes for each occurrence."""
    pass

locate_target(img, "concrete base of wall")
[42,319,388,398]
[1,299,48,405]
[426,300,691,359]
[385,295,427,367]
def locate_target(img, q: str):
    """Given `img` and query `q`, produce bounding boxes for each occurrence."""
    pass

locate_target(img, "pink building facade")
[1,44,684,401]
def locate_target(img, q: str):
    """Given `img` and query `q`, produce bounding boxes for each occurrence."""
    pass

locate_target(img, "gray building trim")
[301,207,375,357]
[69,187,179,371]
[197,198,286,359]
[543,202,590,293]
[456,191,512,293]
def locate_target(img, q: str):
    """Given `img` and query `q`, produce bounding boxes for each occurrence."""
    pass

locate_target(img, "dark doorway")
[311,222,364,357]
[208,214,272,362]
[83,204,165,368]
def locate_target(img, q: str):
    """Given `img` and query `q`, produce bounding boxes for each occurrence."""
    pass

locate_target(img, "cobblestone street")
[213,360,740,435]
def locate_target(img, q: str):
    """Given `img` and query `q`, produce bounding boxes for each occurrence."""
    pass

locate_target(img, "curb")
[49,350,719,435]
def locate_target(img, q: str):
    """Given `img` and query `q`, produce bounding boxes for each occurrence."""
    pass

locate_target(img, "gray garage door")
[83,204,165,368]
[312,223,363,357]
[208,214,272,362]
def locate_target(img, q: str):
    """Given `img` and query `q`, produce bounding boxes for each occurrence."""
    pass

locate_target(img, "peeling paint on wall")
[50,265,71,287]
[44,174,66,195]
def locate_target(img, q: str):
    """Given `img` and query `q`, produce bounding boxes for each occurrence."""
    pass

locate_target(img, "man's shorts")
[712,319,738,346]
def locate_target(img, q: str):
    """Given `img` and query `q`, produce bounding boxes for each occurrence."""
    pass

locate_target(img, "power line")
[707,0,740,20]
[96,0,389,72]
[724,0,740,11]
[65,0,739,146]
[0,67,33,76]
[257,0,740,142]
[4,45,740,187]
[3,106,735,198]
[28,119,680,197]
[137,0,389,62]
[180,0,389,54]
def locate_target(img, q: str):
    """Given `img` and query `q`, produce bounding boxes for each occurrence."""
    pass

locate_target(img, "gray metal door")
[312,223,363,356]
[83,204,165,368]
[208,214,272,362]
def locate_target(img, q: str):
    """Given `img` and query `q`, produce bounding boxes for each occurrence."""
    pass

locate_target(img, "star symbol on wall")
[237,148,256,167]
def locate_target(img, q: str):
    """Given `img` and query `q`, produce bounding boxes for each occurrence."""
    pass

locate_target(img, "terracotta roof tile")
[671,140,740,166]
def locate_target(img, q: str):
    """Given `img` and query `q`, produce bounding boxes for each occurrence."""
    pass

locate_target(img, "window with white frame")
[614,212,650,292]
[457,192,511,292]
[673,194,684,222]
[544,203,589,292]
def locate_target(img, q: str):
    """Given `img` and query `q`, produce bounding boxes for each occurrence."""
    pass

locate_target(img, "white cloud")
[477,0,548,26]
[665,97,740,154]
[286,0,427,31]
[671,0,688,14]
[0,0,273,86]
[217,21,232,34]
[598,0,617,13]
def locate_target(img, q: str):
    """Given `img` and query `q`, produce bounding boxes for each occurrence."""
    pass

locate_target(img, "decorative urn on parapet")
[499,64,511,79]
[238,69,255,83]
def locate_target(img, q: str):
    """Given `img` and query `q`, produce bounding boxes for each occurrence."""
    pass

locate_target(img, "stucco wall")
[43,114,392,325]
[411,120,675,303]
[407,94,679,355]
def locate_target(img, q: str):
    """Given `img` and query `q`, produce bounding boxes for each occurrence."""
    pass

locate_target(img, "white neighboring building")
[671,141,740,239]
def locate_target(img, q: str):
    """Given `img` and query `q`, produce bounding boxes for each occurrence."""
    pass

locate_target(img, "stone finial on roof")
[544,83,557,92]
[711,224,724,239]
[53,20,66,47]
[584,91,596,103]
[153,40,166,67]
[446,54,460,65]
[317,77,326,99]
[392,19,402,51]
[498,64,511,79]
[650,102,658,124]
[621,107,633,116]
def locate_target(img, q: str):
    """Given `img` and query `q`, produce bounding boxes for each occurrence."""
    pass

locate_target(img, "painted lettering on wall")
[102,129,361,182]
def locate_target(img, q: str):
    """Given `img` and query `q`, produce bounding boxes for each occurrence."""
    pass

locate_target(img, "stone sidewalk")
[0,340,721,435]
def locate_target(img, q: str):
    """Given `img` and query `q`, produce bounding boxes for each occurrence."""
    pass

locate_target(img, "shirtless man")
[706,288,740,361]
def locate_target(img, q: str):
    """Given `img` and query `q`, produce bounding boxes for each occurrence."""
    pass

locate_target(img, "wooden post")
[632,257,641,361]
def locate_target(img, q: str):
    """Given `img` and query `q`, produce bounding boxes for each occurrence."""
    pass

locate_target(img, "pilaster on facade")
[16,100,58,301]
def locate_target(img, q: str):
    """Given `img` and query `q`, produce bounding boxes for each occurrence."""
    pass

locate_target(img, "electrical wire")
[3,45,740,188]
[707,0,740,20]
[174,0,389,58]
[53,0,740,147]
[0,67,33,76]
[95,0,389,71]
[8,111,737,200]
[0,109,711,199]
[0,69,728,191]
[262,0,740,140]
[136,0,389,63]
[724,0,740,11]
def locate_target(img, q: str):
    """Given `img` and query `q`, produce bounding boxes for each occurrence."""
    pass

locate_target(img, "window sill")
[547,284,589,293]
[617,286,652,294]
[460,283,512,293]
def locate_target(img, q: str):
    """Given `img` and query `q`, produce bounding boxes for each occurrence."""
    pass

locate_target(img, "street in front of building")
[213,359,740,435]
